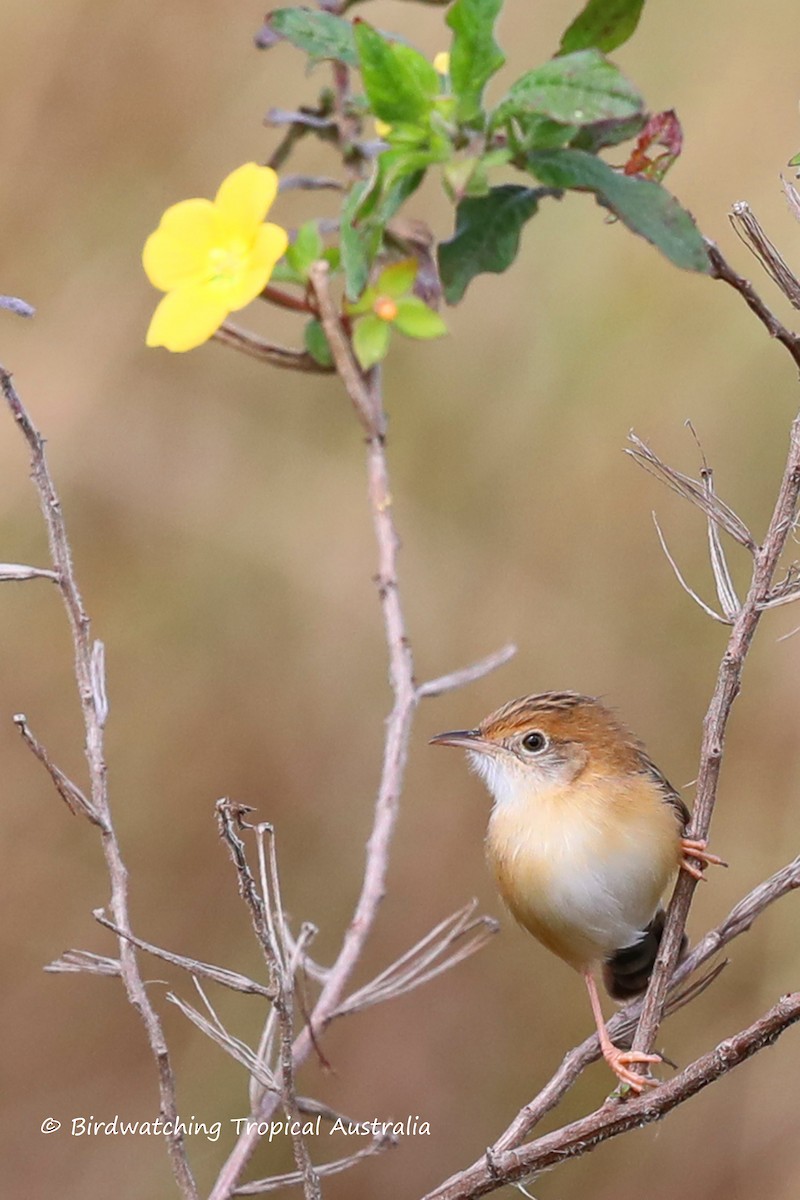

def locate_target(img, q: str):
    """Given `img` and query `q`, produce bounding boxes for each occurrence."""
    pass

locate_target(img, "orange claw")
[602,1046,662,1092]
[680,837,728,881]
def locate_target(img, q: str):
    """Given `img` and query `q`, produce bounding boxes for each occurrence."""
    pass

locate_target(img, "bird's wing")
[639,753,691,831]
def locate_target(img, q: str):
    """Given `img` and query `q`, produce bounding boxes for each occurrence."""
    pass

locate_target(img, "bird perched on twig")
[431,691,725,1091]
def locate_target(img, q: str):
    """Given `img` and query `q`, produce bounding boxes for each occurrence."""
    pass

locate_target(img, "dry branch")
[0,365,198,1200]
[217,803,321,1200]
[631,238,800,1067]
[425,993,800,1200]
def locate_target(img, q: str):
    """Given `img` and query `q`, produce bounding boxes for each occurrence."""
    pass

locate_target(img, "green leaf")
[265,9,358,66]
[340,182,381,300]
[393,297,448,339]
[354,22,439,125]
[378,146,450,225]
[438,185,542,303]
[493,49,643,129]
[286,221,324,278]
[378,259,418,297]
[789,151,800,168]
[322,245,341,271]
[446,0,505,124]
[569,111,645,152]
[303,319,334,368]
[559,0,646,55]
[528,149,710,272]
[270,259,305,286]
[522,115,580,150]
[353,314,392,369]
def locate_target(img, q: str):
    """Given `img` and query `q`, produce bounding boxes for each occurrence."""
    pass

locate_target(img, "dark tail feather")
[602,910,688,1001]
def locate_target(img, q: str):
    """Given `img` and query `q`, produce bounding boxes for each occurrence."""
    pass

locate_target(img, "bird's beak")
[429,728,494,754]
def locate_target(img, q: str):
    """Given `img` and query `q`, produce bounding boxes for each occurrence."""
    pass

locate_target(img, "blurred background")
[2,1,800,1197]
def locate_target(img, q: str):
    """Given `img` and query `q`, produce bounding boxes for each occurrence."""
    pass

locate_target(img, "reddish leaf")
[623,109,683,182]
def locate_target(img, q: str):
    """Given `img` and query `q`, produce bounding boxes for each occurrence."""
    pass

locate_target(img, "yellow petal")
[433,51,450,76]
[225,223,289,311]
[214,163,279,236]
[143,199,219,290]
[145,285,230,352]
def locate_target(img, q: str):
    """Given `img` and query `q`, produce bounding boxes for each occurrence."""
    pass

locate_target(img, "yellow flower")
[143,163,288,352]
[433,51,450,76]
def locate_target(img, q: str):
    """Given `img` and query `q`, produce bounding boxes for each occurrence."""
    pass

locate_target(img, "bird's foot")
[602,1045,662,1093]
[680,837,728,881]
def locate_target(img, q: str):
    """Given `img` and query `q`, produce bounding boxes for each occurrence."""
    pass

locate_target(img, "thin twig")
[279,174,344,193]
[217,804,321,1200]
[212,323,332,373]
[92,910,274,996]
[702,468,741,618]
[0,365,198,1199]
[729,201,800,309]
[417,643,518,698]
[308,261,378,434]
[168,985,275,1090]
[627,433,755,549]
[0,562,57,581]
[0,294,35,317]
[260,284,314,315]
[705,239,800,370]
[234,1134,396,1195]
[12,713,101,823]
[650,514,730,624]
[334,901,499,1016]
[45,950,121,977]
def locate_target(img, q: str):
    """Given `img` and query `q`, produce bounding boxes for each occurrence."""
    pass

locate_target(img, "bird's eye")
[521,730,548,754]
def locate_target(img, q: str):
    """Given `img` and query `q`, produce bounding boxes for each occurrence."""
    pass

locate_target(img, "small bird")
[431,691,724,1091]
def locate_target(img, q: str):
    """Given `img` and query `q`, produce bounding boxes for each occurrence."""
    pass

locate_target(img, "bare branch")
[212,323,332,373]
[631,238,800,1070]
[0,562,57,581]
[308,261,380,435]
[417,643,517,699]
[0,294,35,317]
[729,201,800,309]
[12,713,101,824]
[211,257,508,1197]
[703,471,742,618]
[45,950,121,977]
[216,804,321,1199]
[335,902,499,1016]
[627,433,755,549]
[279,174,344,192]
[265,107,337,132]
[93,910,274,997]
[0,366,198,1200]
[235,1134,396,1195]
[168,985,276,1091]
[424,993,800,1200]
[705,239,800,370]
[782,175,800,224]
[211,262,417,1200]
